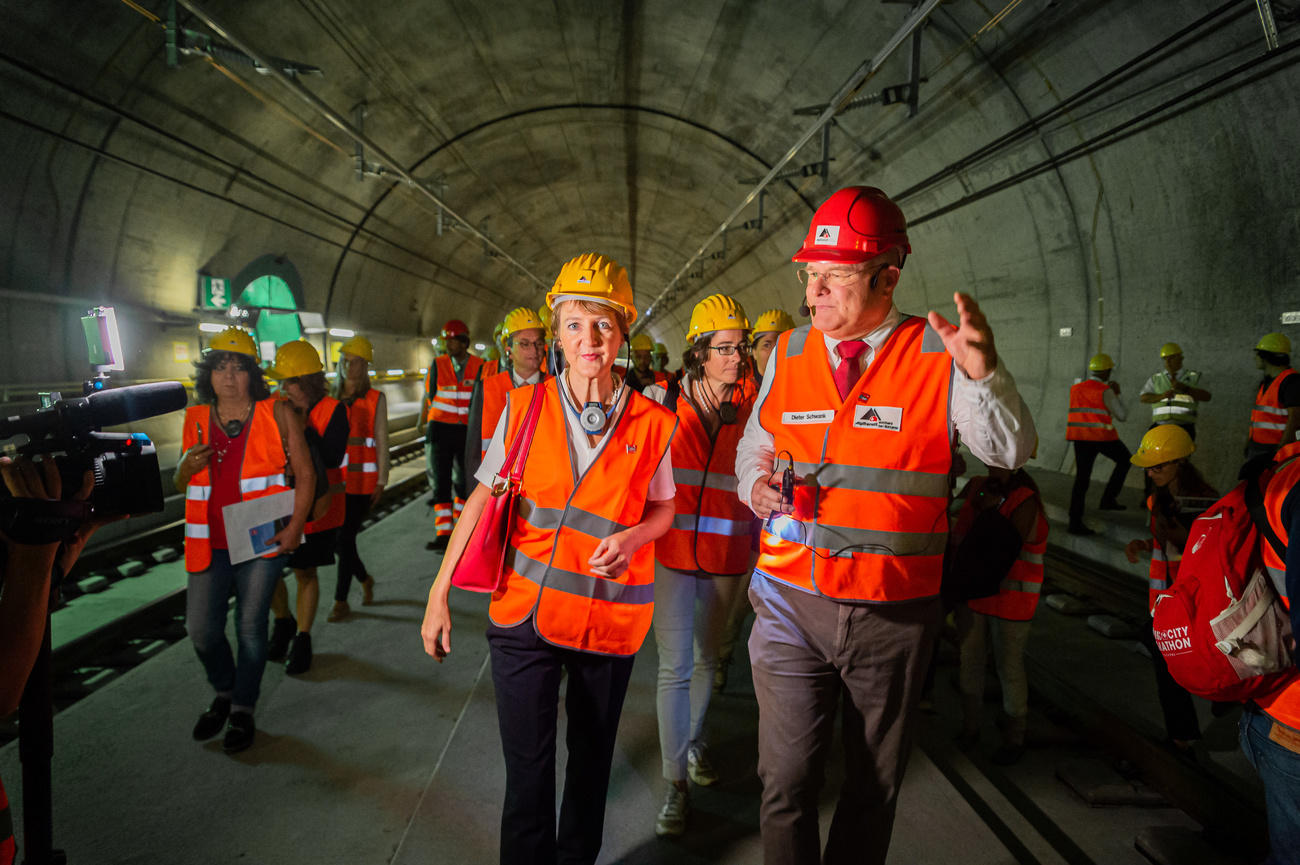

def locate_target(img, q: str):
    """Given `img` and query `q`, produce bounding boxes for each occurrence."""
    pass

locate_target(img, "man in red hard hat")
[418,319,482,551]
[736,186,1036,865]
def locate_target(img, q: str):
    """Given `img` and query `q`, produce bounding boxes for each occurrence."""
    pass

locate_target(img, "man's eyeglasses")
[705,344,751,356]
[796,265,869,289]
[514,339,545,350]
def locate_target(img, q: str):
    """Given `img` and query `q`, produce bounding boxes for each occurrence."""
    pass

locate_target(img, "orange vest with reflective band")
[1066,379,1117,442]
[479,370,519,459]
[488,379,677,656]
[304,396,346,533]
[426,354,483,424]
[756,318,954,602]
[1257,442,1300,729]
[182,399,290,573]
[1144,493,1183,612]
[656,381,756,575]
[955,481,1047,621]
[1251,368,1296,445]
[345,389,381,495]
[481,358,500,379]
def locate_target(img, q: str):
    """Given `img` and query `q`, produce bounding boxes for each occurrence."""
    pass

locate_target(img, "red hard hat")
[791,186,911,264]
[441,319,469,339]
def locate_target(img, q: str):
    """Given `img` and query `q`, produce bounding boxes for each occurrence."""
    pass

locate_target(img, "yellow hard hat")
[337,334,373,363]
[269,340,323,380]
[687,294,751,344]
[545,253,637,325]
[1131,424,1195,467]
[630,333,654,352]
[485,346,500,361]
[654,341,668,357]
[206,326,258,358]
[502,307,546,341]
[751,308,796,337]
[537,305,553,339]
[1159,342,1182,359]
[1257,332,1292,355]
[1088,353,1114,372]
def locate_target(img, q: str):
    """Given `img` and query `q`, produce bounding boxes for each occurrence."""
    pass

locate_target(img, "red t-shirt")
[207,416,250,550]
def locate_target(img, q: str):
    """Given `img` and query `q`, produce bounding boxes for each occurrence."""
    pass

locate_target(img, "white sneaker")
[687,744,719,787]
[655,786,689,837]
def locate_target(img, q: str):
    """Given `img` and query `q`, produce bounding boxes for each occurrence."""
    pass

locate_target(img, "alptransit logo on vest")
[1154,625,1191,654]
[814,225,840,246]
[853,404,902,431]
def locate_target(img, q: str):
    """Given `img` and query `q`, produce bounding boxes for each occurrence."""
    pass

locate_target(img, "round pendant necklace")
[216,403,252,438]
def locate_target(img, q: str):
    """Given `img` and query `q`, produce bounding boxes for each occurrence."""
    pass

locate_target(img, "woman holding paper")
[174,327,314,754]
[420,253,677,865]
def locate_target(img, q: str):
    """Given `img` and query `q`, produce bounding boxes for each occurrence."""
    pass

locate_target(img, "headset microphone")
[798,302,810,317]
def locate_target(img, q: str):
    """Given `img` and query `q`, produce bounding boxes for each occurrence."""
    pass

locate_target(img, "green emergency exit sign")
[199,275,231,310]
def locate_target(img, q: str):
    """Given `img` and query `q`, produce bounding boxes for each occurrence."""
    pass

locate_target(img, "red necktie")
[833,340,868,401]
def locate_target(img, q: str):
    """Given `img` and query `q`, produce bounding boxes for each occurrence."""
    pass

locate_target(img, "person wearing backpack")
[1124,425,1218,756]
[1246,440,1300,863]
[950,466,1048,765]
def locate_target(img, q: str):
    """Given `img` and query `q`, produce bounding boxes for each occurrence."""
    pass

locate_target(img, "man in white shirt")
[735,186,1035,865]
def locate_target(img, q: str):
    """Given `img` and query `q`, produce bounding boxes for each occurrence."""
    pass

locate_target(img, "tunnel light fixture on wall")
[329,328,355,338]
[474,343,487,351]
[386,369,405,376]
[198,322,226,333]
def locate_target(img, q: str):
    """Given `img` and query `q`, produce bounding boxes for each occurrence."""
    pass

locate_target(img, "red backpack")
[1150,473,1296,701]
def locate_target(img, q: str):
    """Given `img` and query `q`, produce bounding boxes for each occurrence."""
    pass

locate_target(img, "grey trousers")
[748,575,940,865]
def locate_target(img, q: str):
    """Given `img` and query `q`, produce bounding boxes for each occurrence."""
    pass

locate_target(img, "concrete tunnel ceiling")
[2,0,1299,489]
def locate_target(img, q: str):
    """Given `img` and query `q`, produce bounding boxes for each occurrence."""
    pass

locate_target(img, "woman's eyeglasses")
[705,344,751,356]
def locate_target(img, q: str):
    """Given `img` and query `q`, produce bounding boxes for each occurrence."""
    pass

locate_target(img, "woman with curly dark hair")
[175,327,314,754]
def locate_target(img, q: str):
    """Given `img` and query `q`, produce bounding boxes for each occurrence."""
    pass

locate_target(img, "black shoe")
[284,632,312,675]
[1067,523,1096,536]
[222,712,255,754]
[1098,500,1126,511]
[192,696,230,741]
[267,616,296,662]
[426,536,449,552]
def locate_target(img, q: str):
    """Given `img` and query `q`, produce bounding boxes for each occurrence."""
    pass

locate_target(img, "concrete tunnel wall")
[1,0,1297,494]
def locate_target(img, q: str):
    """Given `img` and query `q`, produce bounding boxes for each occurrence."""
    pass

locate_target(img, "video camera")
[0,306,188,544]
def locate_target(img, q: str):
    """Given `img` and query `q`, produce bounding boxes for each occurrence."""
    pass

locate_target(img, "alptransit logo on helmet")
[814,226,840,246]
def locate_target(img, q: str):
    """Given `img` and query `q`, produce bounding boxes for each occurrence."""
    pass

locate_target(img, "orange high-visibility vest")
[1144,492,1183,612]
[955,483,1048,621]
[481,358,500,379]
[182,399,291,572]
[479,370,519,459]
[1066,379,1118,442]
[425,354,483,424]
[488,379,678,656]
[345,388,381,495]
[1257,442,1300,729]
[304,396,346,533]
[1251,368,1296,445]
[656,381,756,575]
[756,318,954,602]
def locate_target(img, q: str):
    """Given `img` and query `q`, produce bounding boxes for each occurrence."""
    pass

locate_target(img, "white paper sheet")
[223,490,296,564]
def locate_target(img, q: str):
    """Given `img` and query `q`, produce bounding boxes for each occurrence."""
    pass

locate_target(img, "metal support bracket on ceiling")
[1257,0,1281,50]
[164,0,322,76]
[175,0,548,291]
[738,128,834,186]
[352,103,389,182]
[636,0,943,331]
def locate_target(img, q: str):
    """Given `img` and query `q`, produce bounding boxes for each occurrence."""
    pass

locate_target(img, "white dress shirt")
[735,304,1037,509]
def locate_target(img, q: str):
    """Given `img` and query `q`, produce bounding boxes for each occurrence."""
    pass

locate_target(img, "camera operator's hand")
[0,454,120,567]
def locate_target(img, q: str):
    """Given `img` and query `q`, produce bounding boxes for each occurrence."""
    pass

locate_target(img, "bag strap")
[496,386,545,486]
[1244,470,1286,560]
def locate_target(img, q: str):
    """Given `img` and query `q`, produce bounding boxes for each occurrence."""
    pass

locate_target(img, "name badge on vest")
[853,404,903,431]
[782,409,835,425]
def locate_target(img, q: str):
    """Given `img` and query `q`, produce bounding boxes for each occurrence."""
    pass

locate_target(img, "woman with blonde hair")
[421,253,677,865]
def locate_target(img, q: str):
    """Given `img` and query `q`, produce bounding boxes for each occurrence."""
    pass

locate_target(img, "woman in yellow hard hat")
[465,307,547,483]
[420,253,677,864]
[1124,424,1219,755]
[329,334,387,620]
[266,340,350,676]
[175,327,315,753]
[749,308,796,382]
[643,293,758,836]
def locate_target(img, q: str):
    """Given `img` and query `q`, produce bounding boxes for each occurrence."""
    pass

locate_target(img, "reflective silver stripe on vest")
[186,485,211,501]
[240,474,287,494]
[185,523,210,539]
[1253,421,1287,430]
[518,498,633,540]
[786,325,811,356]
[794,461,949,498]
[805,520,946,557]
[1000,578,1042,594]
[921,324,945,353]
[1266,564,1287,598]
[431,400,465,414]
[1066,421,1114,429]
[673,467,739,492]
[347,462,379,473]
[1019,550,1044,565]
[672,514,753,537]
[1149,576,1170,591]
[507,546,654,605]
[1255,403,1285,413]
